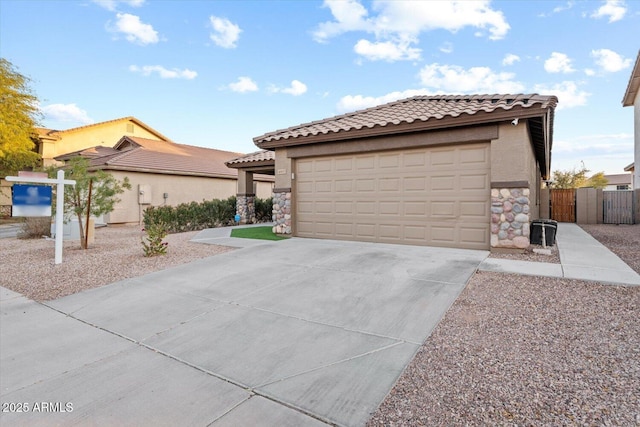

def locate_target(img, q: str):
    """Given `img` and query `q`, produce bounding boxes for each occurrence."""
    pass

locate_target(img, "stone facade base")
[272,190,291,234]
[491,188,530,249]
[236,195,255,224]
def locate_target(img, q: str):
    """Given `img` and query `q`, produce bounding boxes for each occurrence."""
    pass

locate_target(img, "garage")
[231,94,557,250]
[295,143,490,249]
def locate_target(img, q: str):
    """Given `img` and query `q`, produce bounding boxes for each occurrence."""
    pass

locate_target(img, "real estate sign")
[12,185,52,217]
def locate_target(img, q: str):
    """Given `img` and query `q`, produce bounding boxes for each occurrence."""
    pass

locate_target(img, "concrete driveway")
[1,237,487,426]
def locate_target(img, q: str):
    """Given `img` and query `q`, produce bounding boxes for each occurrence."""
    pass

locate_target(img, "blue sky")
[1,0,638,175]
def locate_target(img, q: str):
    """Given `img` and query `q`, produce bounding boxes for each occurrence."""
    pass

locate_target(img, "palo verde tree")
[0,58,41,177]
[50,157,131,249]
[551,164,608,189]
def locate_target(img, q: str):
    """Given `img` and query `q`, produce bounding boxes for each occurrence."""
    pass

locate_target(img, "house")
[624,162,635,189]
[36,116,173,167]
[603,173,633,191]
[56,136,274,224]
[622,50,640,190]
[227,94,557,250]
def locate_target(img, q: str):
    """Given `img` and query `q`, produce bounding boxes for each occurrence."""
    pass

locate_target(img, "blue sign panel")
[12,185,52,217]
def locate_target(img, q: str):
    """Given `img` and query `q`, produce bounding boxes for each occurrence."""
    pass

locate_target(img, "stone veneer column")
[236,194,255,224]
[490,188,531,249]
[272,188,291,234]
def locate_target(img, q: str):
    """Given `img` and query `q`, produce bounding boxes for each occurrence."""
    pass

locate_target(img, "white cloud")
[418,63,525,93]
[209,16,241,48]
[354,39,421,62]
[502,53,520,66]
[439,42,453,54]
[336,89,433,113]
[227,76,258,93]
[533,81,590,110]
[313,0,509,62]
[270,80,308,96]
[591,48,632,72]
[551,133,633,174]
[110,13,159,45]
[92,0,144,11]
[584,68,596,76]
[544,52,575,73]
[40,104,94,125]
[313,0,371,42]
[591,0,627,23]
[129,65,197,79]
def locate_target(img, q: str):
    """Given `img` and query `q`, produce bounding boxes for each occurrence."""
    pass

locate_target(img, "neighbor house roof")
[624,162,634,172]
[604,173,633,186]
[623,50,640,107]
[36,116,173,142]
[56,136,274,181]
[254,93,557,177]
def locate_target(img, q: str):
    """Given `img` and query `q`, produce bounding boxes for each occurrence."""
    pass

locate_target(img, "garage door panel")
[295,143,490,249]
[404,177,426,191]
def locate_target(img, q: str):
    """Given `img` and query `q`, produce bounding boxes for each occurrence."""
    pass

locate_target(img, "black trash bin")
[530,219,557,246]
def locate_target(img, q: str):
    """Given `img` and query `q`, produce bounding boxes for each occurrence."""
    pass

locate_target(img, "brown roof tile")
[83,136,273,181]
[225,150,275,166]
[254,94,557,146]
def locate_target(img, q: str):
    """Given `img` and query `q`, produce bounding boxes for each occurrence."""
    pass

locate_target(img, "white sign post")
[6,170,76,264]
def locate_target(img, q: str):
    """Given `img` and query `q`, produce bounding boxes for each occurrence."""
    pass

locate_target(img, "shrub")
[143,196,237,233]
[254,197,273,223]
[141,222,168,257]
[18,217,51,239]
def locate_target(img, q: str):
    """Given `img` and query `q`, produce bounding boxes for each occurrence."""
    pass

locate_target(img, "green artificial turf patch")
[230,226,289,241]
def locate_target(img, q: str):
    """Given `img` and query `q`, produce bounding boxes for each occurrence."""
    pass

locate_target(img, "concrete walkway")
[479,223,640,286]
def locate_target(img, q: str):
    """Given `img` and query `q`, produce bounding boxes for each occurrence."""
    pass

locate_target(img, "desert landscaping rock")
[0,225,233,301]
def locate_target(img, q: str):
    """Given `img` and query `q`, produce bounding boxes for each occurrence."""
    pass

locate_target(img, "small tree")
[0,58,41,177]
[50,157,131,249]
[552,166,589,189]
[586,172,608,189]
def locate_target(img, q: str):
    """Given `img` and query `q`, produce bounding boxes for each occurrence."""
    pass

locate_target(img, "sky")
[1,0,638,176]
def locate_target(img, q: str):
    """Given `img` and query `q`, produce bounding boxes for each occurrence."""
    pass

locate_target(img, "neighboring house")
[622,50,640,190]
[228,94,557,251]
[56,136,274,224]
[624,162,635,189]
[603,173,632,191]
[36,116,173,167]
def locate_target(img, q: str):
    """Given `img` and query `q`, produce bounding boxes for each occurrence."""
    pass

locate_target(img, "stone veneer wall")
[491,188,531,249]
[272,189,291,234]
[236,195,255,224]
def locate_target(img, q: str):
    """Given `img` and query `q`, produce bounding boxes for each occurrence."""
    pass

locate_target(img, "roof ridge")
[254,93,558,144]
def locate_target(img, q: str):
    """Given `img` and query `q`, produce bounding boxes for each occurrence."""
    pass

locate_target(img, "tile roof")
[623,50,640,106]
[225,150,275,166]
[37,117,174,142]
[254,94,557,147]
[67,136,273,181]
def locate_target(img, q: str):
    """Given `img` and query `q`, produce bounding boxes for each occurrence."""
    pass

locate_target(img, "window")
[617,185,630,190]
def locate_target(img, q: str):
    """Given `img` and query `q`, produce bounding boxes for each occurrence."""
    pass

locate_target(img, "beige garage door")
[295,143,491,249]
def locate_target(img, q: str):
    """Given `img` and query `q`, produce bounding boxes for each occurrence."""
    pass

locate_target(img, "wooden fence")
[550,189,576,222]
[603,190,635,224]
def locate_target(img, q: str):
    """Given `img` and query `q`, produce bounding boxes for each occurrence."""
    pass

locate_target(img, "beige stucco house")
[622,50,640,190]
[36,117,173,167]
[228,94,557,251]
[57,136,273,224]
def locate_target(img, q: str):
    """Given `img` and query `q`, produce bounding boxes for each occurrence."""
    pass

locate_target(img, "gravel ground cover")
[369,226,640,426]
[488,243,561,264]
[0,225,232,301]
[580,224,640,274]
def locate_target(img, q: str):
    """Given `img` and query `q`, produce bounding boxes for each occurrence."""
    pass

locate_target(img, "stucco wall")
[491,122,540,218]
[42,120,162,165]
[104,171,272,224]
[634,91,640,189]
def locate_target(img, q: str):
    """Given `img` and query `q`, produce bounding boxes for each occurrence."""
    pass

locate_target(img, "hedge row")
[143,196,272,233]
